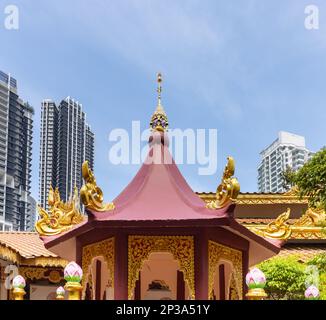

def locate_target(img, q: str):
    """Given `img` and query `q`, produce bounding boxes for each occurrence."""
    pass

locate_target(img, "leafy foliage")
[280,165,297,191]
[258,256,306,300]
[291,148,326,210]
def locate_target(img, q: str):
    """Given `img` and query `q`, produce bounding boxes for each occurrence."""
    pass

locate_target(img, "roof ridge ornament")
[206,156,240,209]
[80,161,115,212]
[35,186,84,236]
[250,208,292,240]
[150,73,169,132]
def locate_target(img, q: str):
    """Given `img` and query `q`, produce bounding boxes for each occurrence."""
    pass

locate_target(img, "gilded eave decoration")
[247,207,326,240]
[208,241,243,300]
[19,267,63,283]
[128,235,195,300]
[80,161,115,212]
[35,186,84,236]
[206,157,240,209]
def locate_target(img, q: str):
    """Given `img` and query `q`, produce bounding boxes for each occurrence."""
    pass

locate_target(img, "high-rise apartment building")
[26,195,37,231]
[39,97,94,210]
[258,131,314,193]
[0,70,33,231]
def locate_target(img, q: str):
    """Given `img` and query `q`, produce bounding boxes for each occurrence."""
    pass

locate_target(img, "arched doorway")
[208,240,243,300]
[81,238,115,300]
[211,260,235,300]
[128,235,195,300]
[84,257,113,300]
[133,252,191,300]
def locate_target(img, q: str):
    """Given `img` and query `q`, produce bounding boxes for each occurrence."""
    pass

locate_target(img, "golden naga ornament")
[251,208,292,240]
[247,206,326,240]
[35,186,84,236]
[206,156,240,209]
[80,161,115,212]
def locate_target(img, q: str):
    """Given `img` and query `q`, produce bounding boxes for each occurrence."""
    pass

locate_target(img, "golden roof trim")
[244,207,326,240]
[198,192,308,205]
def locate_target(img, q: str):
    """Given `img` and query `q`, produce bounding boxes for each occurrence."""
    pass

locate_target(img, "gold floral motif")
[80,161,115,212]
[128,236,195,300]
[19,267,63,283]
[208,241,243,300]
[81,238,115,299]
[206,157,240,209]
[228,272,240,300]
[35,186,84,236]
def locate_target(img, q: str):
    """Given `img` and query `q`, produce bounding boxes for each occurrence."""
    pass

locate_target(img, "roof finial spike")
[157,72,162,107]
[150,72,169,132]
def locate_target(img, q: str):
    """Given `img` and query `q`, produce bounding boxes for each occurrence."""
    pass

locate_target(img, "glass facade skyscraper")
[0,70,34,231]
[39,97,94,210]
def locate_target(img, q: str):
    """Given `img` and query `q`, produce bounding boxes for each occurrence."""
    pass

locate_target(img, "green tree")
[292,148,326,210]
[258,256,306,300]
[280,165,297,191]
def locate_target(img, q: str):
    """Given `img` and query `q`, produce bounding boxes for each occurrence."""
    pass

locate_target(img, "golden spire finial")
[150,72,168,131]
[157,72,162,107]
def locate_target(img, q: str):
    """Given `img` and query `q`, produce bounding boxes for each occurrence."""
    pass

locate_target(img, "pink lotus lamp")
[64,261,83,300]
[305,285,319,300]
[56,286,65,300]
[12,275,26,300]
[245,268,267,300]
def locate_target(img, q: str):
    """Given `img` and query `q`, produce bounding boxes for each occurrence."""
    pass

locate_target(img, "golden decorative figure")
[128,235,195,300]
[208,241,243,300]
[80,161,115,212]
[150,73,169,132]
[81,238,115,299]
[35,186,84,236]
[251,208,292,240]
[206,157,240,209]
[293,207,326,227]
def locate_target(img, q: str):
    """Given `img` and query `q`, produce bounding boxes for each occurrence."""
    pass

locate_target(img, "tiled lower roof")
[0,232,58,259]
[278,244,326,262]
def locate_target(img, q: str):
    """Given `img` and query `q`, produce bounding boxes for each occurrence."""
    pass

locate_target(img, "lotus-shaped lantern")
[245,268,266,289]
[12,275,26,289]
[305,285,319,300]
[64,261,83,283]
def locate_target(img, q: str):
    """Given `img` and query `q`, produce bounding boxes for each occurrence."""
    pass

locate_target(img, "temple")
[1,74,325,300]
[32,74,282,300]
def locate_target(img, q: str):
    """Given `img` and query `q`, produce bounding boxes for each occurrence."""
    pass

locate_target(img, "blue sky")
[0,0,325,201]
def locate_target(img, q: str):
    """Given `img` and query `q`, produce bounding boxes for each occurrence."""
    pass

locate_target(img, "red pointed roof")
[89,132,229,222]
